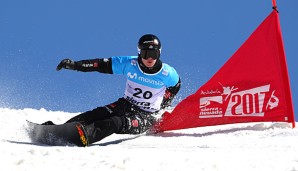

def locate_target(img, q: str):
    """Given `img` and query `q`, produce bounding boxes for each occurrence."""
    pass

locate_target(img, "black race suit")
[63,57,181,145]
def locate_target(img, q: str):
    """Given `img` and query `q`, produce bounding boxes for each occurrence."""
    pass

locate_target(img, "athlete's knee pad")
[119,114,155,135]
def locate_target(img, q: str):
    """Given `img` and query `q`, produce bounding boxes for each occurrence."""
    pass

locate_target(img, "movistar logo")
[127,72,137,79]
[127,72,164,86]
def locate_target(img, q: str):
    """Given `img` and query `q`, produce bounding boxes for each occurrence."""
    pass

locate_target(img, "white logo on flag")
[199,84,279,118]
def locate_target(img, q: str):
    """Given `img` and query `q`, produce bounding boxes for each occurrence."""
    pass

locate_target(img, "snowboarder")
[48,34,181,146]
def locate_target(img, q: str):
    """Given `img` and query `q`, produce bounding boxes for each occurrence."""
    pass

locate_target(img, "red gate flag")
[154,10,295,132]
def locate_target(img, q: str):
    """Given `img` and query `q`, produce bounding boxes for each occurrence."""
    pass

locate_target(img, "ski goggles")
[139,49,160,60]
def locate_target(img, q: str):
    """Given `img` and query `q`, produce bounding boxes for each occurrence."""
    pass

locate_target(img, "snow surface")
[1,107,298,171]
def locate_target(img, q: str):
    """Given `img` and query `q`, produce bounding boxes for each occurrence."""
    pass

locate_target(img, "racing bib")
[112,56,179,112]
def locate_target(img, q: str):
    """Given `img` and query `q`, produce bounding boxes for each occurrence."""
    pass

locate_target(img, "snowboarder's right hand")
[56,59,76,71]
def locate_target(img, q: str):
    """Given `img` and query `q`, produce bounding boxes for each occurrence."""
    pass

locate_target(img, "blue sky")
[0,1,297,120]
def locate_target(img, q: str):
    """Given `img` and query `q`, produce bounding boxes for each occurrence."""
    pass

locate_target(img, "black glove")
[56,59,76,71]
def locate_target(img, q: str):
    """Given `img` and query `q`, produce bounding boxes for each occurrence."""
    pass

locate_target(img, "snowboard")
[26,121,89,147]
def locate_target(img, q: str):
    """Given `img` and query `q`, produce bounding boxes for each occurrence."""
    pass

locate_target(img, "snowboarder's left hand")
[56,59,76,71]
